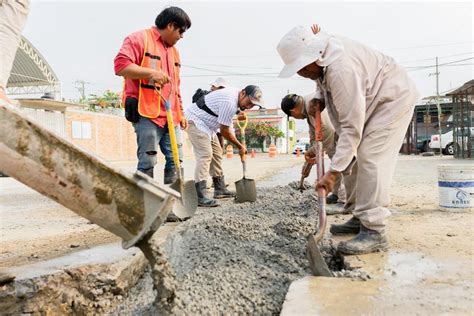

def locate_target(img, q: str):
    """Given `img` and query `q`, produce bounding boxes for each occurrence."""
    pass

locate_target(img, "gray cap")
[244,85,264,108]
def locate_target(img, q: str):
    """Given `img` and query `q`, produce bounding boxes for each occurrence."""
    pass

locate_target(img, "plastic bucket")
[438,164,474,212]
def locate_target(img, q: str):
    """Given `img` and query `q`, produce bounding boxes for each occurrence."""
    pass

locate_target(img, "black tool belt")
[124,96,140,123]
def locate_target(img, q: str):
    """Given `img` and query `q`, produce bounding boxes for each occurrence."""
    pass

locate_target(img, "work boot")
[330,217,361,235]
[337,225,389,255]
[195,181,219,207]
[164,168,177,185]
[141,167,154,178]
[326,193,339,204]
[212,176,235,199]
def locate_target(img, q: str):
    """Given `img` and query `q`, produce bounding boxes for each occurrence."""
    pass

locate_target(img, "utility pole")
[435,57,443,157]
[430,58,443,157]
[74,80,90,103]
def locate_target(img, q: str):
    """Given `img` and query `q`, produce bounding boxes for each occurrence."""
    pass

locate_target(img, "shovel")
[156,84,198,219]
[235,113,257,203]
[306,104,333,277]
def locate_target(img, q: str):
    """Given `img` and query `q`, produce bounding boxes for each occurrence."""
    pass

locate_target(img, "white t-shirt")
[185,88,240,137]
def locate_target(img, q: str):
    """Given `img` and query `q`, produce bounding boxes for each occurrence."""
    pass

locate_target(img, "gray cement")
[113,183,370,314]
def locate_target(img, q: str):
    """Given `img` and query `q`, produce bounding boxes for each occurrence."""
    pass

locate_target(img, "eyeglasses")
[173,23,187,34]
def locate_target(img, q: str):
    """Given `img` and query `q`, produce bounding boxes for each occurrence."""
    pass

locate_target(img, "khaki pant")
[342,162,357,212]
[187,122,223,182]
[0,0,29,88]
[353,109,413,232]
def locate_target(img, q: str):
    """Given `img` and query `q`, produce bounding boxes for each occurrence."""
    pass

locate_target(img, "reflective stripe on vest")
[136,28,182,120]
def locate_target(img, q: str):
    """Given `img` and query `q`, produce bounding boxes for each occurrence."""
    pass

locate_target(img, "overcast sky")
[22,1,473,109]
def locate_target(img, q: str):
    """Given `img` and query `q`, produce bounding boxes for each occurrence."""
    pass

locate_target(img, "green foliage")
[235,121,284,151]
[87,90,122,110]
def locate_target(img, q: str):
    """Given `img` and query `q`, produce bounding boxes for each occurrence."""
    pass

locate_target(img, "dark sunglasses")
[173,23,187,34]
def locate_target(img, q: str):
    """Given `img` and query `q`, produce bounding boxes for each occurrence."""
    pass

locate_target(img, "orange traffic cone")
[226,145,233,158]
[269,144,277,158]
[251,149,256,158]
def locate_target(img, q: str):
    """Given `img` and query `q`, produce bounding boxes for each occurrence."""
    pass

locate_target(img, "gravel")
[112,183,370,314]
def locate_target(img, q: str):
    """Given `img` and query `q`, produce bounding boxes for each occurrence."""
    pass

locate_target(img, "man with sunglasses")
[185,85,264,207]
[114,6,191,184]
[281,91,356,215]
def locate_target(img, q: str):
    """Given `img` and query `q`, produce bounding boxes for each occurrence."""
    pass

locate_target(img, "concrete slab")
[0,223,178,314]
[281,249,472,315]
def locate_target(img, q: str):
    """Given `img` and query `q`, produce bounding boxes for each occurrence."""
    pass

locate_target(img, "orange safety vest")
[136,28,182,122]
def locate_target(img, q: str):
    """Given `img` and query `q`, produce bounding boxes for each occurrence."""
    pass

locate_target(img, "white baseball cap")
[211,77,228,89]
[277,26,329,78]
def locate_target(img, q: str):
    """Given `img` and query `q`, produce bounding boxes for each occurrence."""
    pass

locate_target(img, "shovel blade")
[234,178,257,203]
[307,234,333,277]
[170,179,198,219]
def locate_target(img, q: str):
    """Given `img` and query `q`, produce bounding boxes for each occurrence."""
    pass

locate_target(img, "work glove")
[304,145,319,164]
[316,170,340,194]
[180,117,188,130]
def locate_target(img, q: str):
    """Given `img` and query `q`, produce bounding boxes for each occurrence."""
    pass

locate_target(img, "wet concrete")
[282,250,471,315]
[4,243,137,281]
[111,183,369,314]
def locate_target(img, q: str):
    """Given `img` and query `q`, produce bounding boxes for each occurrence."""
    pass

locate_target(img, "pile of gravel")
[163,183,322,314]
[112,183,369,314]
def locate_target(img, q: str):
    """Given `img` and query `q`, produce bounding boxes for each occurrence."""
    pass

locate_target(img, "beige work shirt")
[316,36,420,172]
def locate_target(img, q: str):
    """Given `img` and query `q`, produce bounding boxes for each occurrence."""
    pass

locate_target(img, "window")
[72,121,92,139]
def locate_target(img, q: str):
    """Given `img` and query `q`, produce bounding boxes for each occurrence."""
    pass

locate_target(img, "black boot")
[164,168,177,185]
[326,193,339,204]
[330,217,361,235]
[337,225,388,255]
[142,167,154,178]
[213,176,235,199]
[195,181,219,207]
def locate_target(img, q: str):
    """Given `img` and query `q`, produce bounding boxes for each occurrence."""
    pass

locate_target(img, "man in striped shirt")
[185,85,264,207]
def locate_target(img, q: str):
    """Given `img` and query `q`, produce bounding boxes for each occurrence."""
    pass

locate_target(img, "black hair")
[281,94,300,116]
[155,6,192,31]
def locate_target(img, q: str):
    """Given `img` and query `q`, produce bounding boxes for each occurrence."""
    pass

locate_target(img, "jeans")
[132,116,183,177]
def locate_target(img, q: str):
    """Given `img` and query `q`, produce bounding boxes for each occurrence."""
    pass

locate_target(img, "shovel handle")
[314,104,327,240]
[156,85,182,174]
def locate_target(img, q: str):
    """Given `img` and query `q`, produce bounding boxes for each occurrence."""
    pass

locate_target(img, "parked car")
[429,127,474,155]
[292,142,309,155]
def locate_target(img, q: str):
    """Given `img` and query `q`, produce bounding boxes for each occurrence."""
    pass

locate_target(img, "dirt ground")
[0,154,301,268]
[1,154,473,314]
[117,155,473,314]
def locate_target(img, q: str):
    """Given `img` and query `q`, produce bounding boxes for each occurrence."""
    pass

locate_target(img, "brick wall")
[65,110,193,162]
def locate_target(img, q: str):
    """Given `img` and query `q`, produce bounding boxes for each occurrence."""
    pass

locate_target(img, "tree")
[88,90,122,110]
[236,121,284,151]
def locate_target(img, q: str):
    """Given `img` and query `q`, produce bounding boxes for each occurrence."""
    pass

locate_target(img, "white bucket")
[438,164,474,212]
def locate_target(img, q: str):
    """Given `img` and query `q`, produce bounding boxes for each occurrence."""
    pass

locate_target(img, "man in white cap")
[185,85,264,207]
[211,77,228,91]
[277,25,419,255]
[280,91,356,215]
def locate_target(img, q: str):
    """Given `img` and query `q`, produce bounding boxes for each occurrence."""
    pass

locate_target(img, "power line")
[398,51,474,64]
[384,41,474,51]
[404,57,474,71]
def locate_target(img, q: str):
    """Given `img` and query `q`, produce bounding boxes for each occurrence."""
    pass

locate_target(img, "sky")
[21,0,473,110]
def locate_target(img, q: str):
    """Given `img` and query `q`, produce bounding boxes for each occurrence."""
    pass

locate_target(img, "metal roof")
[446,79,474,96]
[6,36,60,95]
[17,98,85,112]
